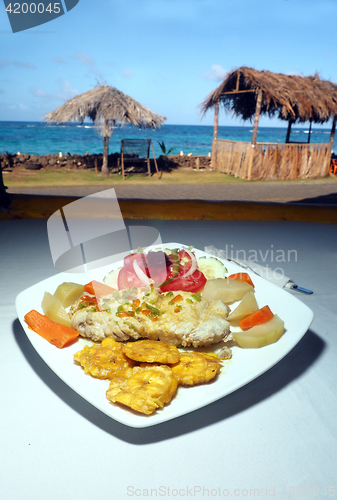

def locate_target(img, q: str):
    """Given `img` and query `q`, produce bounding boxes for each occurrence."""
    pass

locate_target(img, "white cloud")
[7,103,31,110]
[121,69,134,78]
[73,51,95,66]
[54,79,79,101]
[53,56,67,65]
[72,51,104,79]
[29,80,79,104]
[203,64,227,81]
[0,59,36,69]
[29,87,49,98]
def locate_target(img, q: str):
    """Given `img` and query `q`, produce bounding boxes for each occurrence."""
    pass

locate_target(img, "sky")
[1,0,337,127]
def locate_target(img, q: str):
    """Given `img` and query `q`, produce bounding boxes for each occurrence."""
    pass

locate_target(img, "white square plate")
[16,243,314,428]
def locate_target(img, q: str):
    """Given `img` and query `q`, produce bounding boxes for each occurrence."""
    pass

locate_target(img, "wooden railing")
[214,140,331,180]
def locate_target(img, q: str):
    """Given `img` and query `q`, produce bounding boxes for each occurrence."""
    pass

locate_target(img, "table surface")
[1,218,337,500]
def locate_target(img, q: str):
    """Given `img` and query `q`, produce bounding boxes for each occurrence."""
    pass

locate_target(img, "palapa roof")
[44,85,165,135]
[201,67,337,124]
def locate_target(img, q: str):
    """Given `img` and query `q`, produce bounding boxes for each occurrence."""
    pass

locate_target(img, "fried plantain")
[171,351,221,386]
[123,339,180,364]
[74,337,135,379]
[106,365,178,415]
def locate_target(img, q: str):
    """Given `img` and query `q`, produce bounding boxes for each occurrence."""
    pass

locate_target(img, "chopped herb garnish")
[191,292,201,302]
[186,298,193,304]
[145,303,160,315]
[166,291,174,297]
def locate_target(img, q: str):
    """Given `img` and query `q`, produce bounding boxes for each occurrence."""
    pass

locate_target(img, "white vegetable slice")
[228,292,258,322]
[202,278,254,304]
[104,268,121,289]
[54,282,84,308]
[232,315,285,348]
[41,292,72,327]
[197,256,227,279]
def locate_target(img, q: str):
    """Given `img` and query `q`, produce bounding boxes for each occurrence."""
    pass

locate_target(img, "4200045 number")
[281,485,335,497]
[5,3,61,14]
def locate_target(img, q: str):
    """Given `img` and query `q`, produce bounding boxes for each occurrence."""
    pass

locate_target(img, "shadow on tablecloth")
[13,319,325,444]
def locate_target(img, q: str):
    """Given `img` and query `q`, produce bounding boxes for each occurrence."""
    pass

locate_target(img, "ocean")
[0,121,335,158]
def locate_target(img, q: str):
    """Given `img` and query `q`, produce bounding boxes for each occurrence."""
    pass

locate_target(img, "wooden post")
[150,140,161,179]
[121,139,125,180]
[211,99,220,170]
[251,90,262,146]
[0,162,11,209]
[307,120,312,143]
[329,115,336,151]
[248,90,262,179]
[236,70,240,91]
[101,119,110,175]
[327,115,337,172]
[285,120,293,143]
[195,157,200,170]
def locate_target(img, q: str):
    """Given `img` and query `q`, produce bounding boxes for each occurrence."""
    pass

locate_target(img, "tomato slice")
[117,267,146,290]
[177,250,193,274]
[146,251,170,283]
[160,269,207,293]
[119,249,205,293]
[123,253,147,271]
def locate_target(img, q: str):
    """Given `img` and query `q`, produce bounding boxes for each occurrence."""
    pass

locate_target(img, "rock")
[49,158,57,166]
[25,163,42,170]
[39,157,49,167]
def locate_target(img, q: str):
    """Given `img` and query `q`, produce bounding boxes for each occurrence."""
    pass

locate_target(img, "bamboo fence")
[214,140,331,180]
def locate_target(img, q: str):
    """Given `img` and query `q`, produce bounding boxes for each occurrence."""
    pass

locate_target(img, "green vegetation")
[4,166,336,189]
[4,168,250,187]
[158,141,175,157]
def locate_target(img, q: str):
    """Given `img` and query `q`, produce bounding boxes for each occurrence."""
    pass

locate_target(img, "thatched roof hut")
[201,67,337,180]
[44,85,165,174]
[202,67,337,124]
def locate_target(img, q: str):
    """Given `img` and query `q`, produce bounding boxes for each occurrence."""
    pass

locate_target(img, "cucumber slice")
[197,256,227,279]
[103,268,121,289]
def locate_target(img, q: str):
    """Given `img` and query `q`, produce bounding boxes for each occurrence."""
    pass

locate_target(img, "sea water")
[0,121,335,158]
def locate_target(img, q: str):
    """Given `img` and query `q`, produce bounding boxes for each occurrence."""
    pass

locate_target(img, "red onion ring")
[133,259,154,286]
[180,248,198,278]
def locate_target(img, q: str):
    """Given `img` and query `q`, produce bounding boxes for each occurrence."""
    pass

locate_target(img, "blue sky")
[1,0,336,127]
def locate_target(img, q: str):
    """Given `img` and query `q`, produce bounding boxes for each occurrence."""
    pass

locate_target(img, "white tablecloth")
[1,219,337,499]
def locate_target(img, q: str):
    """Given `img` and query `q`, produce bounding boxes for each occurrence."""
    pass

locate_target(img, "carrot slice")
[239,305,274,331]
[83,280,115,297]
[228,272,254,288]
[24,310,79,348]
